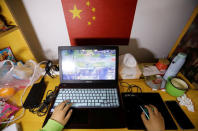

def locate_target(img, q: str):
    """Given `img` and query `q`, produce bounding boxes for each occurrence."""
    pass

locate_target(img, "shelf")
[0,26,19,37]
[0,0,36,62]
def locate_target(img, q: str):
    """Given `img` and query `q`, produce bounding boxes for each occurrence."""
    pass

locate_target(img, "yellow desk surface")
[12,77,198,131]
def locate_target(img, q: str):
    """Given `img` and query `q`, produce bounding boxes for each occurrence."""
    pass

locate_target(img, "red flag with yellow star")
[61,0,137,46]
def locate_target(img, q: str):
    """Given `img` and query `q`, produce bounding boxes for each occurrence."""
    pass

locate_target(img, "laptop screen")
[61,49,116,80]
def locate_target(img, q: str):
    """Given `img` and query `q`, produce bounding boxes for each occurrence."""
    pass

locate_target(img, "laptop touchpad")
[89,109,124,128]
[65,109,89,128]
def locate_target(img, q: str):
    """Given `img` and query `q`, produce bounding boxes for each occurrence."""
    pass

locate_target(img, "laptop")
[43,46,125,129]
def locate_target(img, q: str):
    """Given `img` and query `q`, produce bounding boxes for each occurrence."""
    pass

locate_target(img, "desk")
[12,77,198,131]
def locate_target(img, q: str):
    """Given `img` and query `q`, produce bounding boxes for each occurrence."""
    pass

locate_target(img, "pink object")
[0,103,19,122]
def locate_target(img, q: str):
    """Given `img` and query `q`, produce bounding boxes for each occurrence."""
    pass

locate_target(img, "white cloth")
[177,94,194,112]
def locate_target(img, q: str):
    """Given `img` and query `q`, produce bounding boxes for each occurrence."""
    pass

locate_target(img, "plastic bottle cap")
[178,53,187,58]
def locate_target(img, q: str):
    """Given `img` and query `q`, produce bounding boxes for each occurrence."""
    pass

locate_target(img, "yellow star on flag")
[86,1,90,6]
[88,21,91,25]
[69,5,82,19]
[92,16,96,20]
[92,8,95,12]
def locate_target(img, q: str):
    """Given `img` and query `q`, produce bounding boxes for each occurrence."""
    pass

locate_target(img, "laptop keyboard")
[52,88,119,110]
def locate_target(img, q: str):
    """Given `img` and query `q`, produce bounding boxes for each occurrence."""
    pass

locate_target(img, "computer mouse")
[139,105,150,119]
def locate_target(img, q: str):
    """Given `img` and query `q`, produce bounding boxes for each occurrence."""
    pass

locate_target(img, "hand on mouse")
[50,100,73,126]
[141,105,165,131]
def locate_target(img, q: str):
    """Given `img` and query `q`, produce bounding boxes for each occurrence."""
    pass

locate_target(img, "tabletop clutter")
[119,53,194,112]
[0,46,195,129]
[0,47,45,129]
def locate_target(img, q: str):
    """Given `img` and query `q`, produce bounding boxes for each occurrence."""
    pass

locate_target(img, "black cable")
[119,81,142,93]
[29,89,57,116]
[26,60,59,116]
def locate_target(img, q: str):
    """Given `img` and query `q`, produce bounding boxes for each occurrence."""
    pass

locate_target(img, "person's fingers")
[64,109,73,123]
[63,102,72,113]
[54,104,61,111]
[149,104,158,114]
[54,105,59,111]
[141,112,148,126]
[59,100,70,110]
[145,105,154,116]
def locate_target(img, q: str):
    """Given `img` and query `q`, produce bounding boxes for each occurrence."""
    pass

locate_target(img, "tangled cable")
[29,89,57,116]
[119,81,142,93]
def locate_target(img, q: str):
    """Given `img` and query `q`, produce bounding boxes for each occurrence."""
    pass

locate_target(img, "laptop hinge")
[59,83,117,88]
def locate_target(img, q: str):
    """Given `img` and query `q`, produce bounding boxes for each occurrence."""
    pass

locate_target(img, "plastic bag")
[0,60,44,99]
[119,53,142,79]
[12,60,44,86]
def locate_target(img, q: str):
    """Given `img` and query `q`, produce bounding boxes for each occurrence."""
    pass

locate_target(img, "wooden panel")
[0,0,16,25]
[0,0,36,62]
[168,6,198,58]
[0,26,18,37]
[0,29,36,62]
[5,0,46,61]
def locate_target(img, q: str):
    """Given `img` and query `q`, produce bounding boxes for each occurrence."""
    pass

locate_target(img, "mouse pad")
[121,93,177,130]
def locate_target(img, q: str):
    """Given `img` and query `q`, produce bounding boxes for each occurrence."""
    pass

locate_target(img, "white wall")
[130,0,198,60]
[22,0,198,61]
[22,0,71,60]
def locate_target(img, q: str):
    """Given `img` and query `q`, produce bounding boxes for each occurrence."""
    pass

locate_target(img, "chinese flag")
[61,0,137,46]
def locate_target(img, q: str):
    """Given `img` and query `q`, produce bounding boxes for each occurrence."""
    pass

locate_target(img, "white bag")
[0,60,44,90]
[119,53,141,79]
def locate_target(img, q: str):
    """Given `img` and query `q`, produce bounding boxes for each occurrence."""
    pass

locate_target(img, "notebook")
[43,46,125,129]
